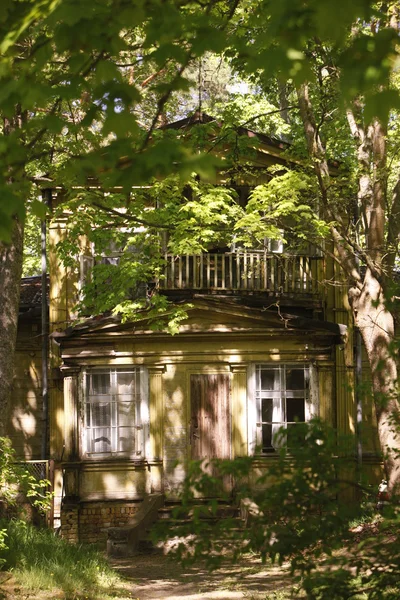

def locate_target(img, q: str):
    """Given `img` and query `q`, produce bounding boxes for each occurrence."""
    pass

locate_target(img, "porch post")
[148,365,165,461]
[318,361,334,426]
[230,364,248,458]
[61,366,80,461]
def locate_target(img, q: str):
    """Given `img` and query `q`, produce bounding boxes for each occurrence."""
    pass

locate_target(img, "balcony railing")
[160,252,322,294]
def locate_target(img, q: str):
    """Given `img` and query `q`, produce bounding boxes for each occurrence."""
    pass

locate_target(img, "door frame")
[186,366,232,461]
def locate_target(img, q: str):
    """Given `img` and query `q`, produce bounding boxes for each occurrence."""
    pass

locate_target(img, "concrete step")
[158,503,239,520]
[108,497,243,556]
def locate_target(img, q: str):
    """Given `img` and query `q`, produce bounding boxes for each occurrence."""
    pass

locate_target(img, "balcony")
[160,252,323,296]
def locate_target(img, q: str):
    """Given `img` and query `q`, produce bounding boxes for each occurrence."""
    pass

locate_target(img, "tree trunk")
[352,271,400,489]
[0,217,24,435]
[297,83,400,488]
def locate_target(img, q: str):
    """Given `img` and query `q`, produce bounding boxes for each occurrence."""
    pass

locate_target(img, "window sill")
[62,457,163,467]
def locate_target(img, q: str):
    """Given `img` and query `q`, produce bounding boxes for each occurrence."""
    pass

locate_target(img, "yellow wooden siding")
[8,320,43,459]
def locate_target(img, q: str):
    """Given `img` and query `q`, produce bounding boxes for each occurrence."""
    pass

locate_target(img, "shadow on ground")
[111,553,294,600]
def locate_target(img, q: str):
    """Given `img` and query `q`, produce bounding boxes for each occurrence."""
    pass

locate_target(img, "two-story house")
[8,113,382,545]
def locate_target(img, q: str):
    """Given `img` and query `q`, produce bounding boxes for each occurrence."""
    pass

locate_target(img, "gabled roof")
[20,276,44,307]
[52,297,345,344]
[162,110,340,173]
[162,111,290,152]
[19,276,48,319]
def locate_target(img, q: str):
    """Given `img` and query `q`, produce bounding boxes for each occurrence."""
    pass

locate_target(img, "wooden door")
[190,374,231,461]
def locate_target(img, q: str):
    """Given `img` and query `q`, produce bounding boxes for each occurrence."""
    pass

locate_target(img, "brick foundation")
[60,500,142,545]
[60,504,79,542]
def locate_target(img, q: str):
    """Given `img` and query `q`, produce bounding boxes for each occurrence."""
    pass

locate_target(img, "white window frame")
[247,363,318,454]
[82,367,149,459]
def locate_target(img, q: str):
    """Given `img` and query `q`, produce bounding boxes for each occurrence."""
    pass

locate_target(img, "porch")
[160,252,323,296]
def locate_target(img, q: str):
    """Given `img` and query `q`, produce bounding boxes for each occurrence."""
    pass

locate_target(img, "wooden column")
[318,361,334,426]
[62,366,80,461]
[230,364,248,458]
[148,365,165,461]
[48,208,76,460]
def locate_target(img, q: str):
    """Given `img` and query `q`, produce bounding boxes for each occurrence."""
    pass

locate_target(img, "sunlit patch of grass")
[0,519,130,600]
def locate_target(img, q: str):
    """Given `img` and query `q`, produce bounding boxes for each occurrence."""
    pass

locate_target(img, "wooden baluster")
[299,256,304,291]
[185,254,189,288]
[214,254,218,288]
[263,253,267,290]
[271,256,275,291]
[222,254,226,289]
[162,253,167,289]
[305,257,310,292]
[171,256,175,289]
[311,257,317,293]
[284,257,289,292]
[236,253,240,290]
[292,257,296,293]
[254,253,261,290]
[178,255,182,288]
[200,254,204,288]
[193,255,198,288]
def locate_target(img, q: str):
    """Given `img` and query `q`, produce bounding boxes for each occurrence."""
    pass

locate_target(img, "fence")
[160,252,322,294]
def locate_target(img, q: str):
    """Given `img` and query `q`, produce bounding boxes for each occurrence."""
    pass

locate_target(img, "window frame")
[247,363,318,454]
[82,367,149,459]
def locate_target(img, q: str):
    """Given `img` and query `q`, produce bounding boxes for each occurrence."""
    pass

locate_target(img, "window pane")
[261,398,273,423]
[262,424,273,451]
[286,398,305,423]
[86,402,91,427]
[89,373,111,395]
[118,427,135,452]
[117,401,135,427]
[286,368,305,390]
[92,428,111,452]
[260,369,278,391]
[116,371,136,395]
[92,402,111,426]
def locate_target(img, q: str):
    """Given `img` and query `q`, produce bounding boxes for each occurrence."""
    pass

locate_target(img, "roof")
[52,297,346,344]
[20,276,45,307]
[162,111,291,152]
[19,276,48,318]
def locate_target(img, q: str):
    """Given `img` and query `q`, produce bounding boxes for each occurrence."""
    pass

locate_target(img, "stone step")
[158,503,239,520]
[108,496,242,556]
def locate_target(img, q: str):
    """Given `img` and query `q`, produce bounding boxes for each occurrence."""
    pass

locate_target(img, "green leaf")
[30,199,49,220]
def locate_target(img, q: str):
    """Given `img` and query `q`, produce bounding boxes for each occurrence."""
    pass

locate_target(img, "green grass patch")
[0,519,130,599]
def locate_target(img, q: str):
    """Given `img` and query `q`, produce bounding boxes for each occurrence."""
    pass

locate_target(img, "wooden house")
[10,114,382,545]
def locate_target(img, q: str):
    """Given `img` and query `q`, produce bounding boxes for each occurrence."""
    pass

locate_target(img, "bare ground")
[0,552,296,600]
[111,552,295,600]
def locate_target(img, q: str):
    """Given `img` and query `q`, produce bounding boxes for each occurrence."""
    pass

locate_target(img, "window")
[249,364,315,453]
[83,368,149,457]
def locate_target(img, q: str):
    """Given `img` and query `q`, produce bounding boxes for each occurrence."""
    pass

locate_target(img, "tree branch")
[90,201,174,231]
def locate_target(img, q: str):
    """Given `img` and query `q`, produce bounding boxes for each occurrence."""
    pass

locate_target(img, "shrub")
[154,419,400,599]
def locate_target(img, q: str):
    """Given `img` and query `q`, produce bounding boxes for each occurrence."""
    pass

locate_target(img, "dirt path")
[0,551,295,600]
[111,553,295,600]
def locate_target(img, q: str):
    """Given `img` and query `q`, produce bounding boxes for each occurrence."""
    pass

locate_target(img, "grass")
[0,519,130,600]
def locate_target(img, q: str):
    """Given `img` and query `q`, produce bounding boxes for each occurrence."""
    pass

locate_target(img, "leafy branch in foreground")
[0,437,53,569]
[0,437,52,517]
[154,419,400,599]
